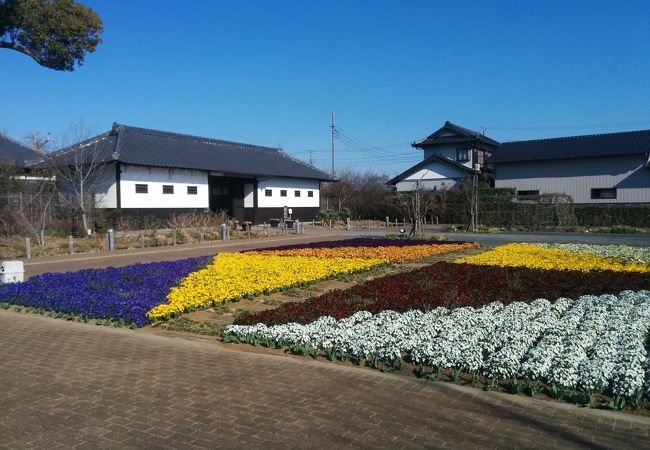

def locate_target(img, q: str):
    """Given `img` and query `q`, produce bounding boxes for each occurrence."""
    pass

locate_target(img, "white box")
[1,261,24,283]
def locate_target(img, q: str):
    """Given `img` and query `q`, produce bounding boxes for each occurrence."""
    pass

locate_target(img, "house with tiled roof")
[29,123,335,222]
[491,129,650,203]
[390,122,650,205]
[387,121,499,191]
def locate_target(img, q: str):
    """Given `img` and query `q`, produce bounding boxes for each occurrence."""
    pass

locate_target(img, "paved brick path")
[1,310,648,449]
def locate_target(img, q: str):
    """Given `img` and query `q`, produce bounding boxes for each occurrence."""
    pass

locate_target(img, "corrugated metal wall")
[495,155,649,203]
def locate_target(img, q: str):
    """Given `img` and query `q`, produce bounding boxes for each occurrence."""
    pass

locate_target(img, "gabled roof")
[490,129,650,163]
[0,134,41,167]
[387,153,477,186]
[412,121,500,149]
[30,124,335,181]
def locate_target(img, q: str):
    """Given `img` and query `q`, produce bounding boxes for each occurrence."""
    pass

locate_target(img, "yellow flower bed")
[455,243,650,273]
[147,253,386,320]
[248,243,477,263]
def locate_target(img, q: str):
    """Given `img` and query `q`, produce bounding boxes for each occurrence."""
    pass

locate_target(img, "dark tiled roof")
[387,153,477,186]
[33,124,335,181]
[491,129,650,163]
[413,121,500,149]
[0,134,41,166]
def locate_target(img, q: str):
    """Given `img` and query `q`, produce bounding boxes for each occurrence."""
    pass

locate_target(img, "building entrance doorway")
[208,176,253,222]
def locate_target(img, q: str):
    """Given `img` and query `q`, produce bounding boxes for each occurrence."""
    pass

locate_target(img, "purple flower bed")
[247,237,472,252]
[0,256,211,327]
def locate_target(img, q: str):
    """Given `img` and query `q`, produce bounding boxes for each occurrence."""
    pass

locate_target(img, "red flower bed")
[234,262,650,325]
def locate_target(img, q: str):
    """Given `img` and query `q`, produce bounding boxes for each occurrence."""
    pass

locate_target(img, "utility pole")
[308,150,314,165]
[331,111,336,176]
[471,171,479,232]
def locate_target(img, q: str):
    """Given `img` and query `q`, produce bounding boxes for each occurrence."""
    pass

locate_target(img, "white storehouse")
[39,124,333,223]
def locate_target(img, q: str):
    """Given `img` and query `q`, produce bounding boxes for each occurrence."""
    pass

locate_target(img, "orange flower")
[249,243,476,263]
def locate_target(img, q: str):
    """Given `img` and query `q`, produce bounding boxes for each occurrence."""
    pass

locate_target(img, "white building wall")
[119,165,209,209]
[403,163,467,181]
[243,183,254,208]
[396,180,456,192]
[257,177,320,208]
[395,161,469,192]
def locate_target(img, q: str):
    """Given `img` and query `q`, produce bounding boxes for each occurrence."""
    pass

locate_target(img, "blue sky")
[2,0,649,176]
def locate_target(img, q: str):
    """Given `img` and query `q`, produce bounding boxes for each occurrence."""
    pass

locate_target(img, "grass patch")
[154,318,224,336]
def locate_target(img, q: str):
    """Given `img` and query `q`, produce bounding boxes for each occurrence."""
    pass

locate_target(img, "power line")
[336,128,412,157]
[485,120,650,131]
[310,155,420,164]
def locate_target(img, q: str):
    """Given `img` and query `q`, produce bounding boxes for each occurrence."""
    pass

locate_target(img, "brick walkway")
[1,310,648,449]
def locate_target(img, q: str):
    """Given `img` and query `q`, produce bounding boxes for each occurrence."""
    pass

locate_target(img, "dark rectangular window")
[517,190,539,200]
[456,148,471,162]
[308,191,314,198]
[591,188,617,199]
[280,189,287,197]
[187,186,197,195]
[162,185,174,195]
[135,184,148,194]
[294,190,301,197]
[265,189,272,197]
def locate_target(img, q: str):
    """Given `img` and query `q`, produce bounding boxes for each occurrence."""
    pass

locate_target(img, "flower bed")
[147,253,386,320]
[224,291,650,408]
[0,257,210,327]
[247,237,472,252]
[234,262,650,325]
[533,243,650,264]
[247,242,476,263]
[455,243,650,272]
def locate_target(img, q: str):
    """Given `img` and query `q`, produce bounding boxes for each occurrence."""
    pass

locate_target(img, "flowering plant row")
[224,291,650,407]
[234,261,650,325]
[247,237,472,252]
[0,257,210,326]
[455,243,650,272]
[532,243,650,264]
[146,253,386,320]
[247,242,476,263]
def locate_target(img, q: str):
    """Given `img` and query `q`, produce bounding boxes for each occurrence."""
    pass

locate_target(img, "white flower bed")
[533,243,650,264]
[224,291,650,401]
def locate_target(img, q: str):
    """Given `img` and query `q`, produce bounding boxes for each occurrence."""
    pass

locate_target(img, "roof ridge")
[387,152,476,185]
[445,121,481,137]
[50,131,112,154]
[113,123,280,153]
[276,149,335,179]
[502,128,650,145]
[413,121,500,147]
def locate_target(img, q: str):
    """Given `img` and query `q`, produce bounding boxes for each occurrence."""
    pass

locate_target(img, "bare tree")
[392,181,440,237]
[26,131,51,152]
[0,161,19,193]
[321,170,353,212]
[1,131,57,247]
[321,169,393,219]
[46,121,107,233]
[12,175,56,247]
